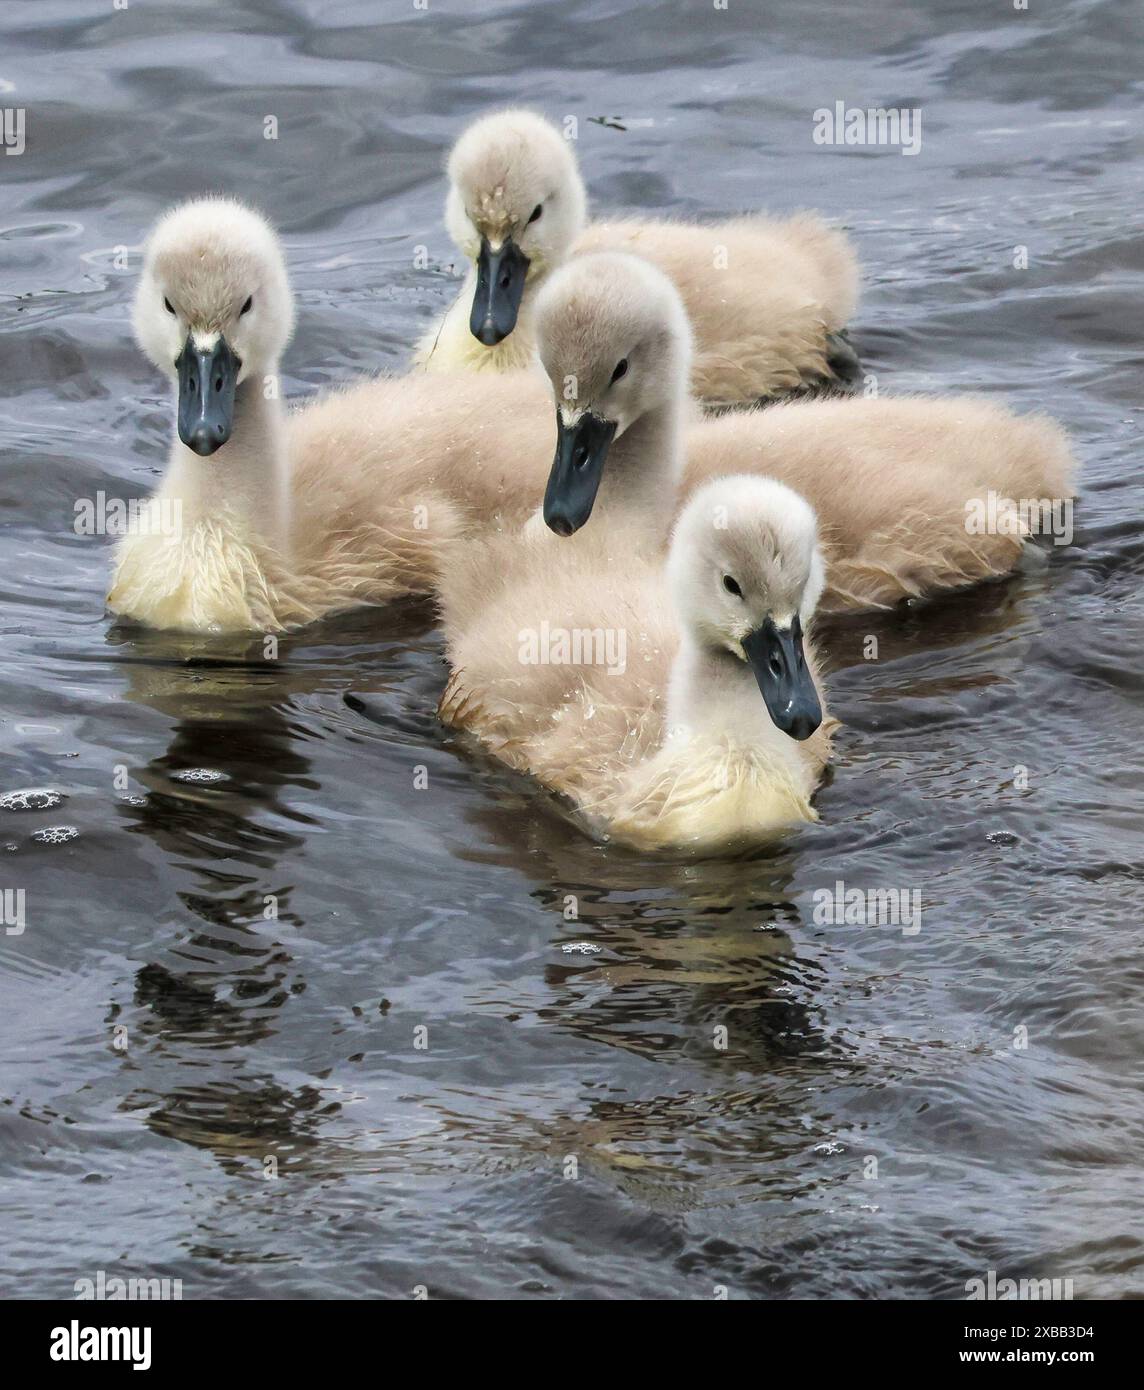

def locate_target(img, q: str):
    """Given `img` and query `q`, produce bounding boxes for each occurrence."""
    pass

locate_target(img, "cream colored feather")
[529,252,1076,613]
[440,477,837,852]
[417,108,858,404]
[109,198,555,634]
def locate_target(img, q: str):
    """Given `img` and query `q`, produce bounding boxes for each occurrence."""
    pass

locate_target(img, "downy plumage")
[530,252,1076,613]
[109,197,556,633]
[440,475,836,851]
[416,107,860,405]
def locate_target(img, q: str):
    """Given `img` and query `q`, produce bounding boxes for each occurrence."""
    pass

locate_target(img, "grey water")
[1,0,1142,1299]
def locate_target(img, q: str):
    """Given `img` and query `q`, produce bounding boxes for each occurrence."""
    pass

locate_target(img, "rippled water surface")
[2,0,1142,1299]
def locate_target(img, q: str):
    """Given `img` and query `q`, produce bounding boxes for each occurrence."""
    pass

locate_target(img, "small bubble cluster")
[32,825,79,846]
[171,769,228,785]
[0,788,65,812]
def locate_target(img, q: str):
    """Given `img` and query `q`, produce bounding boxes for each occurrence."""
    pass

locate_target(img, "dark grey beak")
[176,335,241,456]
[542,410,618,537]
[742,614,822,741]
[470,236,530,346]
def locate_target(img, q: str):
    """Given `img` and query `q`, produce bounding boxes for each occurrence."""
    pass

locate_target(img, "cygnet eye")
[722,574,743,598]
[528,203,543,224]
[611,358,629,384]
[240,295,253,315]
[163,297,176,315]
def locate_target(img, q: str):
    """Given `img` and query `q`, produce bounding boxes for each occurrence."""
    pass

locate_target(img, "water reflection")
[450,791,837,1065]
[125,1071,336,1177]
[98,606,438,1173]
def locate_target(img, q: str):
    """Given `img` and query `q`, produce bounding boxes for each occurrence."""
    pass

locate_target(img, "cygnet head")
[133,198,293,457]
[669,475,825,741]
[534,251,693,537]
[445,109,587,347]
